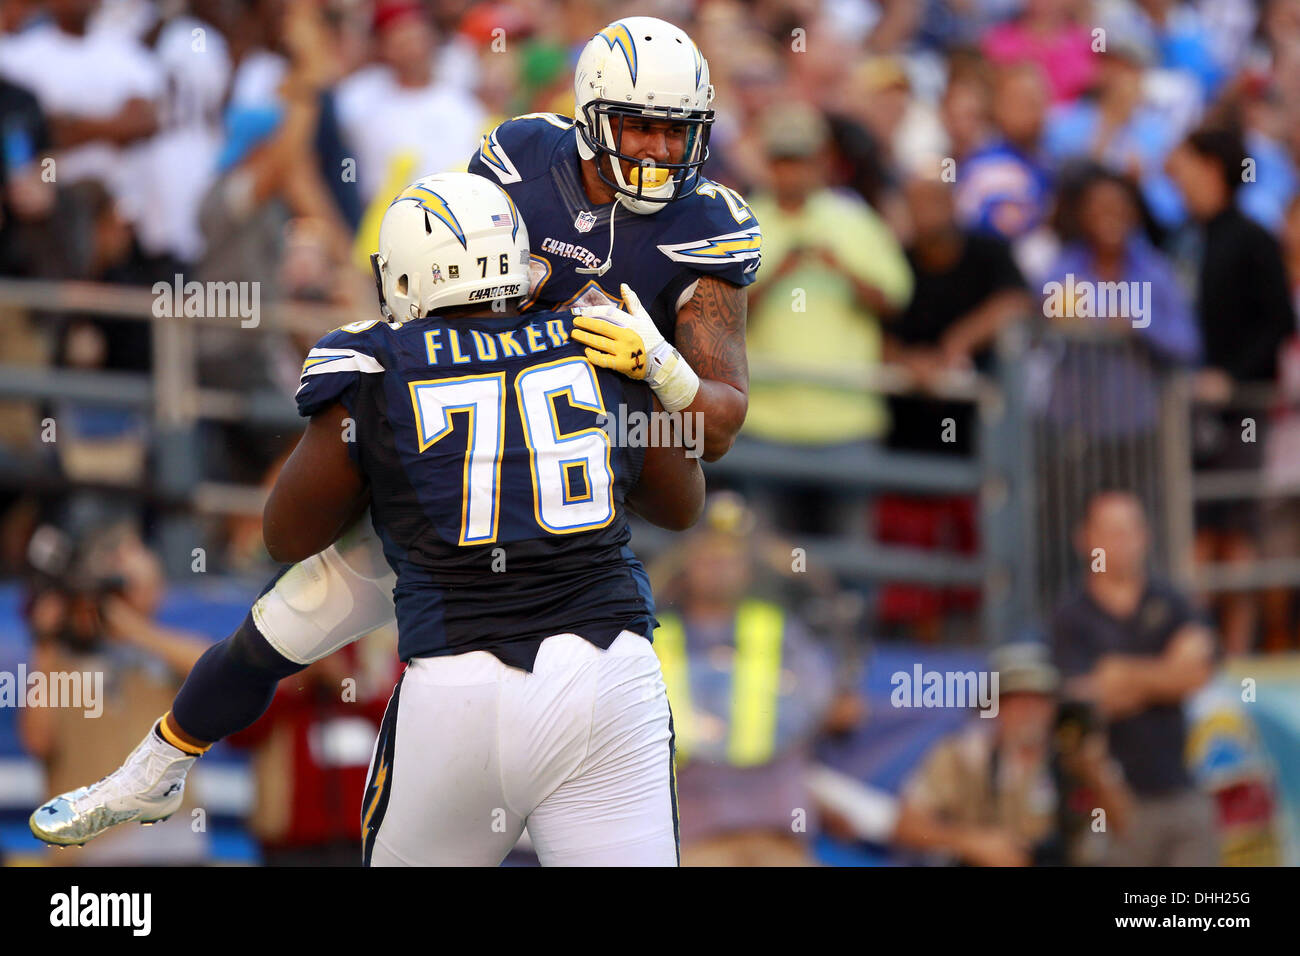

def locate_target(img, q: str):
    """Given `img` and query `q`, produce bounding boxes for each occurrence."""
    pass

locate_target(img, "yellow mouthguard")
[629,166,671,188]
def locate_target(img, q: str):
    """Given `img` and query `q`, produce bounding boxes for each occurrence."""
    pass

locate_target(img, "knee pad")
[251,513,398,665]
[332,513,393,579]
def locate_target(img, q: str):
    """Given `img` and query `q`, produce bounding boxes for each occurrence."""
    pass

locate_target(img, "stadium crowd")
[0,0,1298,865]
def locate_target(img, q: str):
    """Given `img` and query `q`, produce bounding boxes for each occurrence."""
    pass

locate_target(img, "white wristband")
[647,344,700,412]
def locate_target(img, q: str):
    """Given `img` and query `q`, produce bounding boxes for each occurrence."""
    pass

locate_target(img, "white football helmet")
[574,16,714,215]
[370,172,530,323]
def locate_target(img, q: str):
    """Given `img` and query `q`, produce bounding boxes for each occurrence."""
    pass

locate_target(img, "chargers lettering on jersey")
[540,237,602,271]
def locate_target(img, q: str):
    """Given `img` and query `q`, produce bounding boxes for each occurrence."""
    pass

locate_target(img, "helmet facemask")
[577,101,713,211]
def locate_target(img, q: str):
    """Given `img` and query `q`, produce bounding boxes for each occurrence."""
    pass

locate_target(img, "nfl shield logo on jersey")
[431,264,444,284]
[574,211,597,233]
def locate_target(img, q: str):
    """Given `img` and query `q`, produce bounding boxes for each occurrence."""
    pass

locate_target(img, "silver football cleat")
[30,723,197,847]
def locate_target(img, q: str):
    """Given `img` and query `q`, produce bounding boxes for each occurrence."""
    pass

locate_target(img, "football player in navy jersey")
[31,15,757,853]
[269,173,699,864]
[467,18,761,432]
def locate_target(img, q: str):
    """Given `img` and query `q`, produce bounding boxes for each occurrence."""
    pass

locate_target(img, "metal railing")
[1,278,1295,642]
[1186,381,1300,595]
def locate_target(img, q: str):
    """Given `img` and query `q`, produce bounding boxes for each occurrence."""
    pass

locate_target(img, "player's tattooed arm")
[264,402,370,563]
[626,398,706,531]
[674,275,748,462]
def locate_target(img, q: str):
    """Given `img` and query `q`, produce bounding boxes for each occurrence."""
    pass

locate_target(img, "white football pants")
[362,631,678,866]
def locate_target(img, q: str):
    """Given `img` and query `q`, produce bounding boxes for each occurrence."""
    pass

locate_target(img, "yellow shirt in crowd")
[744,189,913,446]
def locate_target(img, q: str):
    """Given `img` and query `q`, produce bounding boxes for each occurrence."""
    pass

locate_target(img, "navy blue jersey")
[468,112,761,341]
[295,309,656,670]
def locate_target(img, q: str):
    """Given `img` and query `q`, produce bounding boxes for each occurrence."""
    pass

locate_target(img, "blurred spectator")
[335,1,486,210]
[457,0,546,116]
[693,10,786,196]
[980,0,1099,104]
[827,55,945,219]
[15,179,155,530]
[0,75,55,277]
[0,297,46,494]
[1035,165,1200,555]
[0,0,162,255]
[743,100,912,534]
[939,52,993,166]
[901,642,1132,865]
[53,180,157,366]
[1043,45,1186,230]
[1166,123,1296,653]
[198,0,354,310]
[183,0,356,509]
[912,0,1008,50]
[650,494,864,866]
[1287,193,1300,311]
[1245,0,1300,93]
[19,522,210,863]
[0,173,153,548]
[1198,0,1260,80]
[887,172,1031,454]
[228,633,398,866]
[1169,124,1296,389]
[1051,490,1218,866]
[955,62,1055,276]
[1096,0,1228,106]
[134,0,233,269]
[195,0,360,494]
[1234,83,1299,233]
[1261,193,1300,649]
[823,59,905,215]
[877,171,1030,640]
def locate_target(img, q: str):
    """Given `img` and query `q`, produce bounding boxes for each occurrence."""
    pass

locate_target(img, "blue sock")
[170,612,307,744]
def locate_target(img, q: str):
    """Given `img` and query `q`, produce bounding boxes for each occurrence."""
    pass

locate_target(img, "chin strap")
[368,253,396,322]
[575,200,619,277]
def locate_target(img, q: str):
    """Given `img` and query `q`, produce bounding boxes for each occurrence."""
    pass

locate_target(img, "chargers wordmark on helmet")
[468,284,523,301]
